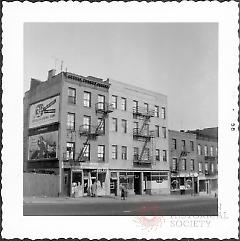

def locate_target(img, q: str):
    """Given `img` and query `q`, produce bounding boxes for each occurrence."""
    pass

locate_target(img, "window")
[163,150,167,162]
[181,140,186,151]
[144,103,149,112]
[134,122,139,131]
[144,124,149,135]
[162,127,167,138]
[161,107,166,119]
[204,145,208,156]
[143,148,150,160]
[83,144,90,160]
[155,125,160,137]
[172,158,177,171]
[182,159,186,170]
[211,163,214,173]
[67,113,75,130]
[122,146,127,160]
[66,142,75,160]
[154,105,159,117]
[216,147,218,155]
[83,115,91,131]
[133,100,138,112]
[121,97,127,111]
[133,147,139,159]
[197,144,202,155]
[112,145,117,159]
[210,146,213,156]
[97,118,105,134]
[198,162,203,172]
[68,87,76,104]
[190,141,194,151]
[97,95,105,110]
[121,119,127,133]
[156,149,160,161]
[112,95,117,109]
[205,162,208,173]
[83,91,91,107]
[98,145,105,161]
[112,118,118,132]
[190,159,194,171]
[172,139,177,149]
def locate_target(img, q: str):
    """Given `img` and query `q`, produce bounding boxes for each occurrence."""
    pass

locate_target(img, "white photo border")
[2,1,239,239]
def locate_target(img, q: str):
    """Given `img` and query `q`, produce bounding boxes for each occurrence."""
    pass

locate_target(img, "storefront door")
[134,172,141,195]
[83,178,89,196]
[63,171,70,196]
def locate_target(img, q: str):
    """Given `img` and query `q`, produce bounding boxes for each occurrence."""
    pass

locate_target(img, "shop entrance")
[63,170,71,196]
[83,179,89,195]
[134,172,141,195]
[110,179,117,196]
[194,180,198,194]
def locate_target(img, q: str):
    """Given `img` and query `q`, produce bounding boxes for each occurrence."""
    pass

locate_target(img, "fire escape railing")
[132,106,155,166]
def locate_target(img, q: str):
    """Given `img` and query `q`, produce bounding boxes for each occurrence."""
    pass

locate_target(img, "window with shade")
[121,146,127,160]
[161,107,166,119]
[121,119,127,133]
[172,158,177,171]
[68,87,76,104]
[182,159,186,170]
[112,95,118,109]
[83,144,90,161]
[190,159,194,171]
[112,145,118,159]
[66,142,75,160]
[154,105,159,117]
[156,149,160,161]
[98,145,105,162]
[163,150,167,162]
[67,113,75,130]
[83,91,91,107]
[121,97,127,111]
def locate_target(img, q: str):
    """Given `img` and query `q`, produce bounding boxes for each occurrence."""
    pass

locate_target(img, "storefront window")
[119,172,134,190]
[72,172,82,185]
[171,178,179,190]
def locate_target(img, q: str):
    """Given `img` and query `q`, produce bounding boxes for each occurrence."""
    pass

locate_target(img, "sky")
[24,23,218,131]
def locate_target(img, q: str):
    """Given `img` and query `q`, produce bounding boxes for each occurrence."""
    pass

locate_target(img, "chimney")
[48,69,56,80]
[30,78,41,90]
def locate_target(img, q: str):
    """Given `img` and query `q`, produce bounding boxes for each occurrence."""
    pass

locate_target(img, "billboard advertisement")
[28,131,58,160]
[29,95,59,129]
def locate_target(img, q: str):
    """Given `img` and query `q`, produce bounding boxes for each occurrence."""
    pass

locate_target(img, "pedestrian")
[121,186,126,200]
[90,183,94,197]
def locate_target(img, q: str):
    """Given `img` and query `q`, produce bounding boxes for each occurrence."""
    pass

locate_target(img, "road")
[23,197,218,216]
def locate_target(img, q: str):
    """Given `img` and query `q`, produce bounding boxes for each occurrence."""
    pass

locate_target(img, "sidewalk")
[24,193,216,204]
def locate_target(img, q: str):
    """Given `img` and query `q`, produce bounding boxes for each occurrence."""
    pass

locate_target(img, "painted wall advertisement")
[29,95,59,129]
[28,131,58,160]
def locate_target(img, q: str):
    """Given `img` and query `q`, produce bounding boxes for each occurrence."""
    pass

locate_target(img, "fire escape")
[63,102,113,166]
[132,106,155,166]
[77,102,113,162]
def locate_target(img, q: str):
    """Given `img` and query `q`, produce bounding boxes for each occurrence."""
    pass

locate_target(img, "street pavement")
[23,194,218,216]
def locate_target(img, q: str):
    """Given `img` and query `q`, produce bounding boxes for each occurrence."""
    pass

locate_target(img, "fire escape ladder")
[139,116,150,134]
[77,107,109,162]
[139,138,149,161]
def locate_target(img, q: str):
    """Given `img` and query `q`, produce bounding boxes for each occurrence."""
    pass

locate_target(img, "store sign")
[28,131,58,160]
[29,96,59,128]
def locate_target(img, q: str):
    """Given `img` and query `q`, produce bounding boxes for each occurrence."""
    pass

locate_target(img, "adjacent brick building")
[168,130,198,195]
[187,128,218,195]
